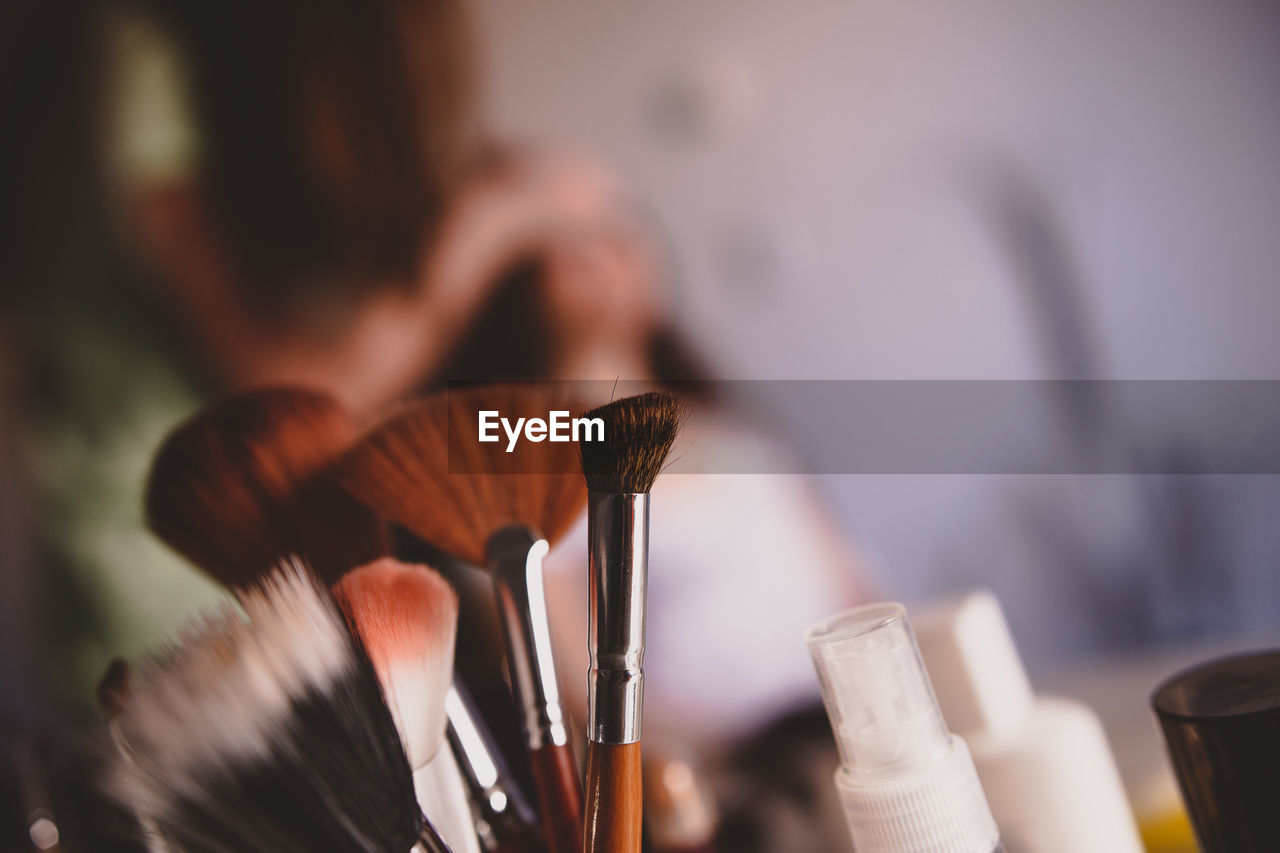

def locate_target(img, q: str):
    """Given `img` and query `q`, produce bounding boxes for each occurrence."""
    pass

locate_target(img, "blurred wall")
[475,0,1280,381]
[473,0,1280,664]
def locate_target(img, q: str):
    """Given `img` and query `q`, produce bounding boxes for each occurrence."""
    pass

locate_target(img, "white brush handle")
[414,746,483,853]
[413,817,456,853]
[108,723,174,853]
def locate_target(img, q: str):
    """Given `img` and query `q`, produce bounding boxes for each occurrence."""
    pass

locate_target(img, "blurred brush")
[338,384,586,853]
[107,559,451,853]
[644,747,720,853]
[144,386,387,585]
[443,682,540,853]
[142,391,521,852]
[96,658,171,853]
[579,392,683,853]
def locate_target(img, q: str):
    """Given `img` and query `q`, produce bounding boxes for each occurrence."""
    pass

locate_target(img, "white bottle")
[912,591,1143,853]
[806,602,1003,853]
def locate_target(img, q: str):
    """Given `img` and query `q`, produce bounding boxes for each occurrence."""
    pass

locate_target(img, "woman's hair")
[142,0,477,320]
[429,261,717,399]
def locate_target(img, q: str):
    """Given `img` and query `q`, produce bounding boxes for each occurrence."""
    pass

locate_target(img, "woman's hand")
[422,149,664,379]
[424,150,627,304]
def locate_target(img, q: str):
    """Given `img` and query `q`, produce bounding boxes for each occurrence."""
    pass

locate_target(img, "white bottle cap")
[807,603,1000,853]
[912,590,1034,741]
[912,591,1145,853]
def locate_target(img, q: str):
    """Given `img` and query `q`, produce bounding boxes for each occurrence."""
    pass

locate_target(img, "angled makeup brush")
[578,392,682,853]
[144,386,388,585]
[108,559,452,853]
[337,384,587,853]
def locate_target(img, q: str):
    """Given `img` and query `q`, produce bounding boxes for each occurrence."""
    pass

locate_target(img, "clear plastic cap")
[806,603,1001,853]
[806,602,950,778]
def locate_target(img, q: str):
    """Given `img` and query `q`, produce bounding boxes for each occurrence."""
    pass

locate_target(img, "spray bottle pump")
[807,602,1002,853]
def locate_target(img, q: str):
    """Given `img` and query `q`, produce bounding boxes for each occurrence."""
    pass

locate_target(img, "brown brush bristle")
[144,386,389,586]
[336,384,588,565]
[579,392,683,494]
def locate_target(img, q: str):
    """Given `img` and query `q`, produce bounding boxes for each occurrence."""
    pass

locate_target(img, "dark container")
[1152,650,1280,853]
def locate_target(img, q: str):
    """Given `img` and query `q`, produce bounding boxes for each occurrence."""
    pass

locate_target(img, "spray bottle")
[913,591,1142,853]
[806,602,1003,853]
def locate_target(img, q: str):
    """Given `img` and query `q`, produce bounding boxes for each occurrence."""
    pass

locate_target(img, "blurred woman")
[112,1,864,847]
[122,0,649,420]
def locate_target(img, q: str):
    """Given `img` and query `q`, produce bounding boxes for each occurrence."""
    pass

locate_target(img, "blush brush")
[107,558,453,853]
[338,384,587,853]
[578,392,682,853]
[334,559,491,853]
[334,558,460,773]
[144,386,387,585]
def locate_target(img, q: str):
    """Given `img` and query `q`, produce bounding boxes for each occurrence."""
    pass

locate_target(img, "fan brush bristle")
[337,384,587,565]
[108,559,424,853]
[144,386,388,585]
[579,392,683,494]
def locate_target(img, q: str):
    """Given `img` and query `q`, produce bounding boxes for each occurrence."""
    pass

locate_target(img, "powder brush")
[578,392,682,853]
[338,384,587,853]
[107,558,452,853]
[334,559,491,853]
[334,558,459,772]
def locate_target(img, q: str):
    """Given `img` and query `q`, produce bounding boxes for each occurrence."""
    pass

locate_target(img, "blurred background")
[3,0,1280,850]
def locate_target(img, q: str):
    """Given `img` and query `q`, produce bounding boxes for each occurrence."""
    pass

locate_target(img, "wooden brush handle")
[583,740,642,853]
[530,742,584,853]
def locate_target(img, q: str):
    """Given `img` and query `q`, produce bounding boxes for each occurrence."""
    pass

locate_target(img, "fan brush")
[338,384,587,853]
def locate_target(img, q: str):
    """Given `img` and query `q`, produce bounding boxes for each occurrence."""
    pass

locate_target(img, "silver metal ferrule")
[587,491,649,745]
[488,527,569,750]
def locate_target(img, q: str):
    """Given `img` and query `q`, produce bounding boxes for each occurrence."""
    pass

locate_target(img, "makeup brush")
[337,384,587,853]
[97,658,174,853]
[443,681,541,853]
[335,559,489,853]
[578,392,682,853]
[143,393,525,853]
[334,558,459,772]
[144,386,388,585]
[107,559,452,853]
